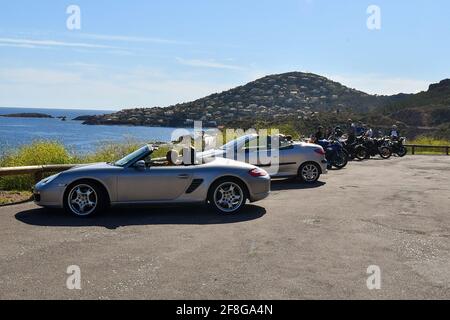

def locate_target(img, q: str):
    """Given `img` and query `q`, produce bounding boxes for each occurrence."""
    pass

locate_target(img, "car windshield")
[114,145,152,167]
[220,135,257,150]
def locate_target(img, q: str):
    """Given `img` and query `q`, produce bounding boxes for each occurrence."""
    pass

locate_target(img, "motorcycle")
[355,137,391,160]
[386,137,408,157]
[317,139,348,169]
[342,135,365,160]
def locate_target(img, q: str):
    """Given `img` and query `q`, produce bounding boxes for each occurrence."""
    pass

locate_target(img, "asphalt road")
[1,155,449,299]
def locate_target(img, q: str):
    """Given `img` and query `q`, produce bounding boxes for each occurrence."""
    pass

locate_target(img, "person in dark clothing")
[325,126,333,139]
[346,120,356,144]
[313,126,324,141]
[334,126,344,138]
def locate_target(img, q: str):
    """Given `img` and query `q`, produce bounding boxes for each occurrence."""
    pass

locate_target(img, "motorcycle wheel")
[379,147,392,159]
[355,147,367,161]
[397,146,408,157]
[333,151,348,169]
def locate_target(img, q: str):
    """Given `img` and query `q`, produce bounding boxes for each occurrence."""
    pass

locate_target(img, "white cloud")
[0,68,82,85]
[62,62,104,69]
[78,33,191,45]
[0,67,234,109]
[0,43,41,49]
[176,57,244,71]
[325,73,431,95]
[0,37,116,49]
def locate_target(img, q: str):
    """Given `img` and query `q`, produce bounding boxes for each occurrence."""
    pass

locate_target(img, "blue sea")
[0,107,184,154]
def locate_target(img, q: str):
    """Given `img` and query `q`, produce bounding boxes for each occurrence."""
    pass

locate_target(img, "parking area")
[0,155,449,299]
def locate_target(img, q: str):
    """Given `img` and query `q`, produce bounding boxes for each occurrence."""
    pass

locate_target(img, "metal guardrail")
[405,144,450,155]
[0,164,79,183]
[0,159,164,183]
[0,145,448,183]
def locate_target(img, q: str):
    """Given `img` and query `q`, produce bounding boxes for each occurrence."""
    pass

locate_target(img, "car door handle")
[178,174,190,179]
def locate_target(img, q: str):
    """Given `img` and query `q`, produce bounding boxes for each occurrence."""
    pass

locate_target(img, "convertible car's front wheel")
[208,179,247,214]
[64,180,107,217]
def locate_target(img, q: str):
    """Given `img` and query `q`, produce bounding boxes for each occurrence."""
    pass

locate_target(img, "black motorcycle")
[387,137,408,157]
[342,135,365,160]
[355,137,391,160]
[317,139,348,169]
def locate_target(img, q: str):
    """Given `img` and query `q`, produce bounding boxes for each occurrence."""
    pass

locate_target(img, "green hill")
[80,72,450,139]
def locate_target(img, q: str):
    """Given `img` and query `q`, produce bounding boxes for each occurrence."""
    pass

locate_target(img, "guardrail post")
[412,146,415,155]
[33,171,43,184]
[446,146,449,156]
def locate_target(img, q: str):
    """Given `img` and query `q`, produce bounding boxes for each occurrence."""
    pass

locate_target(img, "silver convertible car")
[33,145,270,217]
[198,134,328,183]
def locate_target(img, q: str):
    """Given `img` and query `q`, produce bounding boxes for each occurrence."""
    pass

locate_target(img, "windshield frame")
[113,145,153,168]
[220,134,258,150]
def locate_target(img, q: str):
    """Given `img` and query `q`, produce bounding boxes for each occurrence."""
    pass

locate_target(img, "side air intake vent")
[186,179,204,193]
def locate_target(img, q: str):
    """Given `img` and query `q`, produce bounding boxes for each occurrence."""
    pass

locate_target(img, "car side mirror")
[134,160,146,170]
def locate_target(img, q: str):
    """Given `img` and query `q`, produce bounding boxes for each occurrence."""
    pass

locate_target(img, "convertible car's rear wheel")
[209,179,247,214]
[64,180,106,217]
[298,162,320,183]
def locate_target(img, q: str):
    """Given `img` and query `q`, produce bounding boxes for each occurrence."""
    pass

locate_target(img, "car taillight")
[314,148,326,155]
[248,168,267,177]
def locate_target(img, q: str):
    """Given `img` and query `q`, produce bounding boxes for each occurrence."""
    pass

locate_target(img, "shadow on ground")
[15,204,266,229]
[270,179,326,191]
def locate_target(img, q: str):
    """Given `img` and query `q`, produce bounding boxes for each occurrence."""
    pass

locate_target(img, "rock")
[0,113,53,118]
[429,79,450,92]
[73,115,96,121]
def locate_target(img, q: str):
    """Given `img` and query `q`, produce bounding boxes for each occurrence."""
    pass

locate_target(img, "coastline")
[0,107,184,154]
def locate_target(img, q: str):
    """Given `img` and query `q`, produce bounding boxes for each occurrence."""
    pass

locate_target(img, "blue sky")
[0,0,449,110]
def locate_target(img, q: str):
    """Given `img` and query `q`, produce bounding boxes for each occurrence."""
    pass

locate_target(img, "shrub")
[0,140,172,191]
[78,140,141,163]
[0,141,72,190]
[408,137,450,154]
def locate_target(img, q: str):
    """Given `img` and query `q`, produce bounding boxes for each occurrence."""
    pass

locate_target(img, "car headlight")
[41,173,60,184]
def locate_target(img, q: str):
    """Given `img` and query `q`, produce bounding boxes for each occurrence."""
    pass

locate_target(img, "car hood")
[66,162,114,172]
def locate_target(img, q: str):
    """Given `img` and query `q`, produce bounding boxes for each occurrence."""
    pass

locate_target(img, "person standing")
[347,119,356,143]
[389,125,400,140]
[334,126,344,138]
[314,126,324,141]
[325,126,334,140]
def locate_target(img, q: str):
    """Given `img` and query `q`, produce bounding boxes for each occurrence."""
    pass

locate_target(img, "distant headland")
[0,113,54,119]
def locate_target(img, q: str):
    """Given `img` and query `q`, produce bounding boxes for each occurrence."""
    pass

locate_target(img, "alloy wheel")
[67,184,98,216]
[301,164,319,182]
[213,182,244,213]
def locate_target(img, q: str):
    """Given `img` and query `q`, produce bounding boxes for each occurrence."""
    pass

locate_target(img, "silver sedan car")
[198,134,328,183]
[33,145,270,217]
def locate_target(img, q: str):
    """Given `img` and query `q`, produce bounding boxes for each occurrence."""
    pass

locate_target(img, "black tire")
[355,146,367,161]
[298,162,321,183]
[63,180,108,217]
[333,151,348,169]
[208,178,247,214]
[397,146,408,157]
[379,147,392,159]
